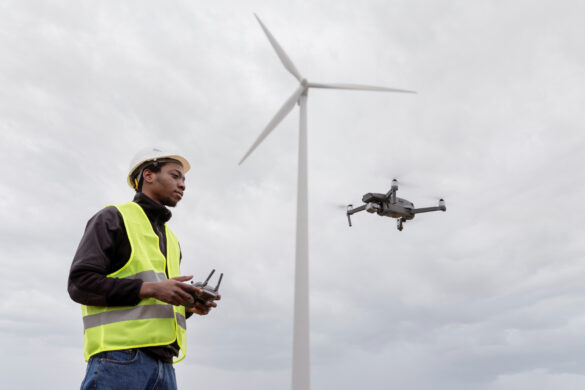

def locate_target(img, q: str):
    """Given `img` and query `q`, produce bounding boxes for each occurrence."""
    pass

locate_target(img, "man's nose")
[178,179,186,191]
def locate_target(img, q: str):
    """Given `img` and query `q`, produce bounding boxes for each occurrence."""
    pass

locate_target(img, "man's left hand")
[186,294,221,316]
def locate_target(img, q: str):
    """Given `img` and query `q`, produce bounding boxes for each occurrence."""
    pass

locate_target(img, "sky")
[1,0,584,389]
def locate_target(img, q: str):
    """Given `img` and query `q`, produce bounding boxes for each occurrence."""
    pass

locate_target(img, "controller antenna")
[202,269,215,287]
[214,273,224,292]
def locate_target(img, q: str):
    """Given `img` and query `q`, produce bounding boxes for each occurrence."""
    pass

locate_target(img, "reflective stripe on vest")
[83,304,187,330]
[81,201,187,363]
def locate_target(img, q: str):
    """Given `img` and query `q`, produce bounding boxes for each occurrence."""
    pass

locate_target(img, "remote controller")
[184,269,223,307]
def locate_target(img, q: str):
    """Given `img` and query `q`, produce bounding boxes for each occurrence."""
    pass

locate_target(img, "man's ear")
[142,169,155,185]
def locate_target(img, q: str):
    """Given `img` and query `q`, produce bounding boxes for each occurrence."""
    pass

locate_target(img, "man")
[68,147,219,390]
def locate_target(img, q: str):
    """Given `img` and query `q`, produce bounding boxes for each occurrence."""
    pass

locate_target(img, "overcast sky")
[1,1,585,389]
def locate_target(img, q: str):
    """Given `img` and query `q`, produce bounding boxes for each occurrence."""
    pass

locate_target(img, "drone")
[346,179,446,231]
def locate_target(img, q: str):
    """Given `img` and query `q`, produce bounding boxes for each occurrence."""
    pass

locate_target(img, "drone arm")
[384,179,398,203]
[347,204,366,216]
[412,206,446,214]
[346,204,366,227]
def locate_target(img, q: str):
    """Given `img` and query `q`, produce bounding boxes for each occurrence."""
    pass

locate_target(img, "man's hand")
[139,275,203,306]
[186,294,221,316]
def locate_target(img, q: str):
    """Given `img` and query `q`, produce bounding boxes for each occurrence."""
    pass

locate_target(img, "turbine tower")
[240,14,415,390]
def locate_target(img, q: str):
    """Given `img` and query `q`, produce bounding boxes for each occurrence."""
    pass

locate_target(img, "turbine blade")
[308,82,416,94]
[239,85,306,165]
[255,14,303,82]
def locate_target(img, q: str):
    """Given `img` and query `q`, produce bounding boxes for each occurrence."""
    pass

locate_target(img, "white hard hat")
[127,146,191,189]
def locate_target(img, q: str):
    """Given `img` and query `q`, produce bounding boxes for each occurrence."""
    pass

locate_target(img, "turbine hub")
[301,78,309,87]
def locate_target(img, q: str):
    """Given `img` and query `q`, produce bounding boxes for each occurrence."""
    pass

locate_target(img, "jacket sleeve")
[68,206,143,306]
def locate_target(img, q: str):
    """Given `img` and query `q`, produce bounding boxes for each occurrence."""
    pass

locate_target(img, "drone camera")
[365,202,379,213]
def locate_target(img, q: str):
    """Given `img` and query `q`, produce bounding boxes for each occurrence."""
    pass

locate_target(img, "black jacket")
[68,192,183,361]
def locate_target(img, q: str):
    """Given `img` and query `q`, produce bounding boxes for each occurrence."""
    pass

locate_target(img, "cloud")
[1,1,585,389]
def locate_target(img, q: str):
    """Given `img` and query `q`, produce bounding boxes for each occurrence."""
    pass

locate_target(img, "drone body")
[346,179,446,231]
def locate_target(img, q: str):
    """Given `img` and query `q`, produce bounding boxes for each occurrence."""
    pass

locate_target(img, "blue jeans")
[81,349,177,390]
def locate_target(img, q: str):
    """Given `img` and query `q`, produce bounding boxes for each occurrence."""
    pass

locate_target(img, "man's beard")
[160,197,177,207]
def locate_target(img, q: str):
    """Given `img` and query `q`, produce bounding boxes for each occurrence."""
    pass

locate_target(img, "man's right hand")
[139,275,202,306]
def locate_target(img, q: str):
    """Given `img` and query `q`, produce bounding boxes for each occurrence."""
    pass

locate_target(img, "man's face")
[145,162,186,207]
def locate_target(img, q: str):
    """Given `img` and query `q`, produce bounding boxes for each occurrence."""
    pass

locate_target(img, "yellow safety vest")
[81,201,187,363]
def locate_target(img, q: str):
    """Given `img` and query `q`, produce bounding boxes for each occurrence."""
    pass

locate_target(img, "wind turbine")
[239,14,415,390]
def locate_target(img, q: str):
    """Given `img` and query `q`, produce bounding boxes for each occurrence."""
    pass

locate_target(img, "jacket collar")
[133,192,172,225]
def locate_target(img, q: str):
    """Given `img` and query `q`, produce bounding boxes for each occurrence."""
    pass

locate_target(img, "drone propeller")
[419,195,447,204]
[389,177,419,189]
[329,202,354,210]
[419,194,443,200]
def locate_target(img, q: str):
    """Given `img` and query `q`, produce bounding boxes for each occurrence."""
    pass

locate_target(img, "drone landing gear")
[396,218,406,231]
[346,205,353,227]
